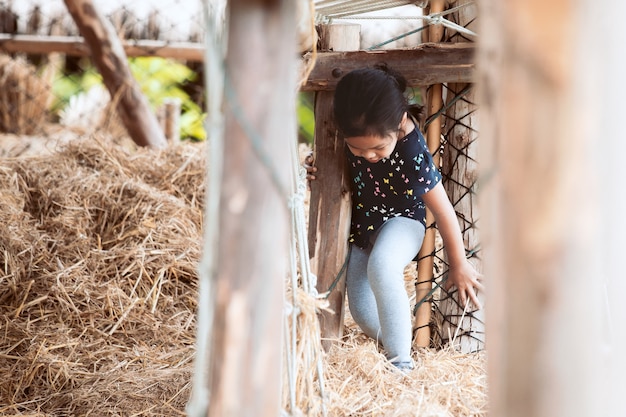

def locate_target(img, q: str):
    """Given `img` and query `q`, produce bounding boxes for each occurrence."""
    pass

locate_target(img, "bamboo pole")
[440,0,485,353]
[309,23,360,351]
[414,0,446,349]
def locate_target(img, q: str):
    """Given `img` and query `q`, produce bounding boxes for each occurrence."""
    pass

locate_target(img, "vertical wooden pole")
[309,23,360,350]
[206,1,297,416]
[414,0,445,348]
[479,0,607,416]
[440,0,485,353]
[158,97,181,142]
[63,0,167,148]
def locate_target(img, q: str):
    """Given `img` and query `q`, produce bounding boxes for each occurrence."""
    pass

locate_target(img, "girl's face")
[345,133,397,163]
[344,112,410,163]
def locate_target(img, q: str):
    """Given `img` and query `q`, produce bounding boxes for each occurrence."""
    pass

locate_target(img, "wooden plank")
[0,37,473,91]
[63,0,167,148]
[309,24,358,351]
[301,43,475,91]
[0,34,205,61]
[309,91,352,351]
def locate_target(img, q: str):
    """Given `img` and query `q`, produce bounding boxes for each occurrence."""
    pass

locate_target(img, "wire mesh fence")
[430,82,484,352]
[423,0,483,352]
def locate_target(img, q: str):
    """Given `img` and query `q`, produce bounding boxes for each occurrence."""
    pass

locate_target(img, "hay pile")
[0,137,204,415]
[0,54,52,135]
[322,322,487,416]
[0,136,487,416]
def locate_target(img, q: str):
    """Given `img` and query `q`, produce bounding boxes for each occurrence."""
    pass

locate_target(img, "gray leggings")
[346,216,425,364]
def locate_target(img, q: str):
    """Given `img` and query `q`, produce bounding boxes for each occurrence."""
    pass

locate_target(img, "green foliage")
[51,58,317,143]
[129,57,206,141]
[297,92,315,144]
[50,66,102,113]
[51,57,206,141]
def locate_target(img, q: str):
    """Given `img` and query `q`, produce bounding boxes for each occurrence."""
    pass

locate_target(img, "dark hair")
[333,63,408,138]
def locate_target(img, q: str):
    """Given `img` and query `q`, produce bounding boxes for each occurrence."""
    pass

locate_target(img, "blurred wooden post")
[414,0,445,348]
[479,1,607,416]
[63,0,167,148]
[25,5,42,65]
[309,23,359,350]
[205,0,297,416]
[440,0,485,352]
[158,98,181,142]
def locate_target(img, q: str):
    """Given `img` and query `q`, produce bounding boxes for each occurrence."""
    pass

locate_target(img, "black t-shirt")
[346,127,442,249]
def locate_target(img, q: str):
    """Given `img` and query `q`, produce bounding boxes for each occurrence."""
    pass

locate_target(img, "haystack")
[0,54,51,135]
[0,137,204,415]
[0,136,487,416]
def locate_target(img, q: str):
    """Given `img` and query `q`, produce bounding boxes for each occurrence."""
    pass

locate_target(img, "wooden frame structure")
[0,0,479,349]
[6,1,626,416]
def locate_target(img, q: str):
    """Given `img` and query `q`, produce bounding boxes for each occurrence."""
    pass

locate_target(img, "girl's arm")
[422,182,483,309]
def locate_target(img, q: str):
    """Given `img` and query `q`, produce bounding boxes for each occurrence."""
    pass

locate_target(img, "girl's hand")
[444,259,483,310]
[303,152,317,181]
[422,183,484,310]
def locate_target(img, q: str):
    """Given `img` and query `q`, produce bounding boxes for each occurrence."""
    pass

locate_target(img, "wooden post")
[440,0,485,353]
[158,97,181,142]
[25,5,42,66]
[414,0,445,348]
[206,0,297,416]
[309,23,360,350]
[63,0,167,148]
[479,0,609,416]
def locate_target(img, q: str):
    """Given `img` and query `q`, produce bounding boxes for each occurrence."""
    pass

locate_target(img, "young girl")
[306,64,482,371]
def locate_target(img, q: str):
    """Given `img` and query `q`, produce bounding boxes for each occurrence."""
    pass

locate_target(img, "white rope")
[283,135,327,416]
[186,1,227,416]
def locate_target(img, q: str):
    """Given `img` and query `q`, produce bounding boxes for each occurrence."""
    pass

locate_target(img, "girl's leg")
[346,244,381,341]
[368,217,425,365]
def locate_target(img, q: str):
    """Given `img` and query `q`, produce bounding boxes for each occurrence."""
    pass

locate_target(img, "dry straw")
[0,137,487,416]
[0,54,51,135]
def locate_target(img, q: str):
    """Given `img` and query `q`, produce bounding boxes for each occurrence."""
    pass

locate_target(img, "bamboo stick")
[414,0,445,349]
[440,0,485,353]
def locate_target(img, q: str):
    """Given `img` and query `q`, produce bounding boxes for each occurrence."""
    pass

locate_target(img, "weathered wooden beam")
[206,0,296,415]
[0,36,474,91]
[301,42,475,91]
[309,24,357,351]
[63,0,167,148]
[0,34,205,61]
